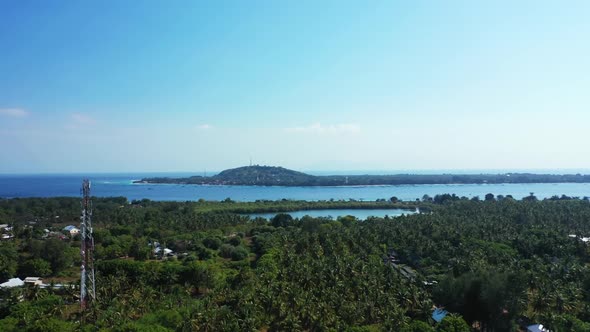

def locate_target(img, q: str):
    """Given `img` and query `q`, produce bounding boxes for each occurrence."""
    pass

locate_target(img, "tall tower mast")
[80,179,96,309]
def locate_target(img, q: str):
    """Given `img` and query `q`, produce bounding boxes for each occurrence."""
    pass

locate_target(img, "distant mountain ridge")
[134,165,590,186]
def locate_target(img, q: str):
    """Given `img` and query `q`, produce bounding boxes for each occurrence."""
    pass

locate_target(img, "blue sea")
[1,173,590,202]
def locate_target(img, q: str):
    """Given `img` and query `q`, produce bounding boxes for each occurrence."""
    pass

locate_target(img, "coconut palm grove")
[1,195,590,331]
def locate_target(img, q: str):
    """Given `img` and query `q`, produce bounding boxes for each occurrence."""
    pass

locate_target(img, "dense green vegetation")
[137,165,590,186]
[1,195,590,331]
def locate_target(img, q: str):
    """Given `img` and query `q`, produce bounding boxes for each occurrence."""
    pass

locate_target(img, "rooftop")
[0,278,24,288]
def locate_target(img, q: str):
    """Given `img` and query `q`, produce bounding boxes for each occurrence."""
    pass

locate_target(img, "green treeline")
[1,196,590,331]
[137,165,590,186]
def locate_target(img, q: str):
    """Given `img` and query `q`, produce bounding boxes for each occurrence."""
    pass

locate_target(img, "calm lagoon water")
[1,173,589,202]
[246,208,417,220]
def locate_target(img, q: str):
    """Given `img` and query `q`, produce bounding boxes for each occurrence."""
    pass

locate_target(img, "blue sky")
[1,1,589,173]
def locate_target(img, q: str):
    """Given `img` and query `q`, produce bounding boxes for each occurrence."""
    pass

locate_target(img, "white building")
[154,247,174,256]
[0,278,24,288]
[24,277,43,286]
[63,225,80,236]
[527,324,551,332]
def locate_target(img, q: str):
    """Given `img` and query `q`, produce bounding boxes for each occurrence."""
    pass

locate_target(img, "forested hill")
[137,166,315,186]
[215,165,313,185]
[135,165,590,186]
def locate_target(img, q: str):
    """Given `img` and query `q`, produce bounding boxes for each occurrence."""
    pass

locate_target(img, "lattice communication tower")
[80,179,96,309]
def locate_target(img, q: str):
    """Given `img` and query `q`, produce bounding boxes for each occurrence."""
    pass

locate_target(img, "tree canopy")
[1,196,590,331]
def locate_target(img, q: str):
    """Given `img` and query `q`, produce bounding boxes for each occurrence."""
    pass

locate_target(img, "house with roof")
[154,247,174,256]
[0,278,24,289]
[527,324,550,332]
[0,224,14,241]
[63,225,80,236]
[24,277,43,286]
[432,307,448,323]
[568,234,590,243]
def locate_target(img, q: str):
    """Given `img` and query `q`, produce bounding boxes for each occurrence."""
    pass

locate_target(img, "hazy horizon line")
[2,167,590,176]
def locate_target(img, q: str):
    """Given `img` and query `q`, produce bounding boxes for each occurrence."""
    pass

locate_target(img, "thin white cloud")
[0,108,28,118]
[285,123,361,135]
[64,113,98,130]
[196,124,213,130]
[71,113,97,125]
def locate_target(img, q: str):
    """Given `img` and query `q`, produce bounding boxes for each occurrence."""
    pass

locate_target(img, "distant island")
[134,165,590,186]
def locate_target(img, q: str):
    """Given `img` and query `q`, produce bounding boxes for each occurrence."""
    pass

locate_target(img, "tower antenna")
[80,179,96,310]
